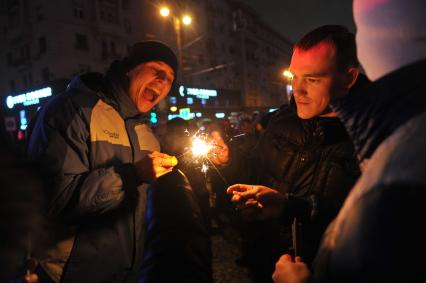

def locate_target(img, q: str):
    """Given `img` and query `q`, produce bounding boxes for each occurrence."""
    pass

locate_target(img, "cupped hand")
[227,184,287,220]
[134,151,178,182]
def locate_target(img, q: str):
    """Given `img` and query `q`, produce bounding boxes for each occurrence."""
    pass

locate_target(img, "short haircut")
[294,25,359,71]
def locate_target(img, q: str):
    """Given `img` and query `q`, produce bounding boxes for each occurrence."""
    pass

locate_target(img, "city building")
[0,0,292,139]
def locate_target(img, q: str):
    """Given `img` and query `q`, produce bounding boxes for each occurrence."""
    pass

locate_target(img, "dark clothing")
[237,103,359,282]
[140,170,213,283]
[27,65,156,282]
[314,60,426,282]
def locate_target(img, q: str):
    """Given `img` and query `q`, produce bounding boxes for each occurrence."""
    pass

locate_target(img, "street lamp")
[160,7,170,17]
[159,6,192,68]
[282,69,294,102]
[282,69,294,80]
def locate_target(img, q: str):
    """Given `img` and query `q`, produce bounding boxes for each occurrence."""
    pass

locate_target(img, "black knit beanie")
[121,41,178,76]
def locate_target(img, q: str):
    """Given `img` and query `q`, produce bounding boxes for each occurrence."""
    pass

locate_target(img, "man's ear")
[345,67,359,89]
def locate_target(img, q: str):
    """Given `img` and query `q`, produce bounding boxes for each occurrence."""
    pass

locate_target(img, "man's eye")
[307,78,319,83]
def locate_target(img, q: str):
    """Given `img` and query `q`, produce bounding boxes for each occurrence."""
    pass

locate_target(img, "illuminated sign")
[20,110,28,130]
[179,108,191,120]
[178,85,218,100]
[215,112,225,119]
[168,108,196,121]
[150,112,158,124]
[6,87,52,109]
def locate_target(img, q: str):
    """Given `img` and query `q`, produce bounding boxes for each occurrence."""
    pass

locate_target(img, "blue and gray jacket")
[28,64,158,283]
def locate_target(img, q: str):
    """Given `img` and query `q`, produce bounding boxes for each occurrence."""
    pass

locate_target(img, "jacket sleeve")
[326,184,426,283]
[28,97,141,222]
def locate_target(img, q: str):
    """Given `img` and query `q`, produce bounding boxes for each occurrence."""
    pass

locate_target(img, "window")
[36,6,44,21]
[102,40,108,59]
[110,41,116,56]
[73,7,84,19]
[7,53,13,66]
[122,0,130,9]
[7,7,20,29]
[75,34,89,51]
[20,44,30,61]
[73,0,85,19]
[42,67,50,83]
[99,0,119,25]
[10,79,16,93]
[39,36,46,53]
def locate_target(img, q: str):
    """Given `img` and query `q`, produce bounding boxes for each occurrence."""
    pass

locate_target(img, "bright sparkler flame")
[201,163,209,173]
[191,137,212,157]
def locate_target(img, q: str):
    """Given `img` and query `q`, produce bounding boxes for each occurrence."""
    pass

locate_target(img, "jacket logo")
[103,130,119,139]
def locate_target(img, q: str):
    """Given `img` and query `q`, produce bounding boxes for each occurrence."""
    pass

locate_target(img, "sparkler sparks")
[174,128,229,186]
[177,129,220,175]
[191,137,212,157]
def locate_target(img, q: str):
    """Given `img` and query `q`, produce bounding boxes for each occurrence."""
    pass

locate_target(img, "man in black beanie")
[27,41,183,282]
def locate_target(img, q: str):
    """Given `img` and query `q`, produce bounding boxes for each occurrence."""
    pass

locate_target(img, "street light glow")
[283,69,294,80]
[182,15,192,25]
[160,7,170,17]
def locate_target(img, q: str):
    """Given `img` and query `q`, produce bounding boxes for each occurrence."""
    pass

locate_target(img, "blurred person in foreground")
[0,136,46,283]
[215,25,363,282]
[28,41,211,283]
[272,0,426,282]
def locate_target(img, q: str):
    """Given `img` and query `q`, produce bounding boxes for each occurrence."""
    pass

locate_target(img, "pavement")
[211,219,253,283]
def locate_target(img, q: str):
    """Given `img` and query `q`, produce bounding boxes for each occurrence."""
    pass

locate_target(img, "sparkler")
[177,129,224,179]
[176,127,245,185]
[191,137,212,157]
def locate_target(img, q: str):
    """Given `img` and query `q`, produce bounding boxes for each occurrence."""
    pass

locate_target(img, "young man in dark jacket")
[27,41,208,283]
[272,0,426,282]
[221,25,361,282]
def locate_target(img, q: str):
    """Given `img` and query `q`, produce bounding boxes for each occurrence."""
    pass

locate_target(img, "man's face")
[128,61,175,113]
[289,42,346,119]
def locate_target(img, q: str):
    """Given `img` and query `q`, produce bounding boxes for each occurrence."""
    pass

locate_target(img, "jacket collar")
[331,59,426,161]
[102,61,148,120]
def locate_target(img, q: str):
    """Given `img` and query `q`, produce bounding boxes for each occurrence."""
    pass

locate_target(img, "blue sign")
[178,85,218,100]
[6,87,52,109]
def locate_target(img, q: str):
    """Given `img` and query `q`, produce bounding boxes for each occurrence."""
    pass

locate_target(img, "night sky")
[242,0,355,43]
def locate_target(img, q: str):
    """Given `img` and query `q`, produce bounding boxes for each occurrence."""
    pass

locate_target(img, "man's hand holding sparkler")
[272,254,312,283]
[208,131,229,166]
[227,184,287,221]
[134,151,178,182]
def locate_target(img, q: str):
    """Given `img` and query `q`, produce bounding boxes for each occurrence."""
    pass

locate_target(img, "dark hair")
[294,25,358,71]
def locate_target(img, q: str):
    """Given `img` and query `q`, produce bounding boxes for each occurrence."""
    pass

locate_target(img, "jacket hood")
[66,63,148,120]
[331,60,426,162]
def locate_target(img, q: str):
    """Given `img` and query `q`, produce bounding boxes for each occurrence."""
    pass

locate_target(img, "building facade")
[0,0,292,135]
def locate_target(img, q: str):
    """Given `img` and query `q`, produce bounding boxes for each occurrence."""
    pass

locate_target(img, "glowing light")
[182,15,192,25]
[6,87,52,109]
[215,112,225,119]
[191,137,211,157]
[160,7,170,17]
[201,163,209,173]
[283,69,294,80]
[170,106,178,112]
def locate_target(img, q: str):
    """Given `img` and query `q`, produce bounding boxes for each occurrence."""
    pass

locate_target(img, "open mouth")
[144,88,160,102]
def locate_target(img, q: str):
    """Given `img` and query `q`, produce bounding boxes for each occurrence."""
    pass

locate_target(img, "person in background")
[272,0,426,282]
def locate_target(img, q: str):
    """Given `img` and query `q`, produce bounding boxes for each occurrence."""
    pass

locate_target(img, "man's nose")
[292,79,307,96]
